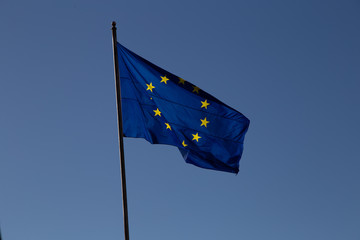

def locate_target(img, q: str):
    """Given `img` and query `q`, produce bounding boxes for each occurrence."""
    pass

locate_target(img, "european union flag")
[117,43,250,173]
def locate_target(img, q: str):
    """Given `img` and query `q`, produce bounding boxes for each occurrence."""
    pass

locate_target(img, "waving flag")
[117,43,250,173]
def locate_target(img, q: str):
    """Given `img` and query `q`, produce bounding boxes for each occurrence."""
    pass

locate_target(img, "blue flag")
[117,43,250,173]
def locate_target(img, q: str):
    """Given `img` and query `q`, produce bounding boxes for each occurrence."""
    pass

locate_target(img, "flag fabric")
[117,43,250,173]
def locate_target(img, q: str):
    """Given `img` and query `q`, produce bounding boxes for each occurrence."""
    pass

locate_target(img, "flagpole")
[111,21,130,240]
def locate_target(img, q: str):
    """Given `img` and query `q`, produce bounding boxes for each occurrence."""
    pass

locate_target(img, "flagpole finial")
[112,21,116,28]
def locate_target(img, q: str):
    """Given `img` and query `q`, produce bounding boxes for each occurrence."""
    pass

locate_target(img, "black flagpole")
[111,21,130,240]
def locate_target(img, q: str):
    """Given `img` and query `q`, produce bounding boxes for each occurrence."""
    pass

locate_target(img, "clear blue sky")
[1,0,359,239]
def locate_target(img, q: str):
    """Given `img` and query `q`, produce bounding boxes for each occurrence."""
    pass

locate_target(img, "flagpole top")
[112,21,117,28]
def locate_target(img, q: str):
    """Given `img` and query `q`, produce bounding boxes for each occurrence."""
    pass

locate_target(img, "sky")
[0,0,359,239]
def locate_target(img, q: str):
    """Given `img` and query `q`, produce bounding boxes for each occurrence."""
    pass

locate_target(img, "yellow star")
[182,140,187,147]
[165,122,171,130]
[146,82,155,92]
[160,76,169,84]
[201,99,210,109]
[192,132,201,142]
[200,117,210,127]
[192,86,200,93]
[178,78,186,85]
[153,108,161,117]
